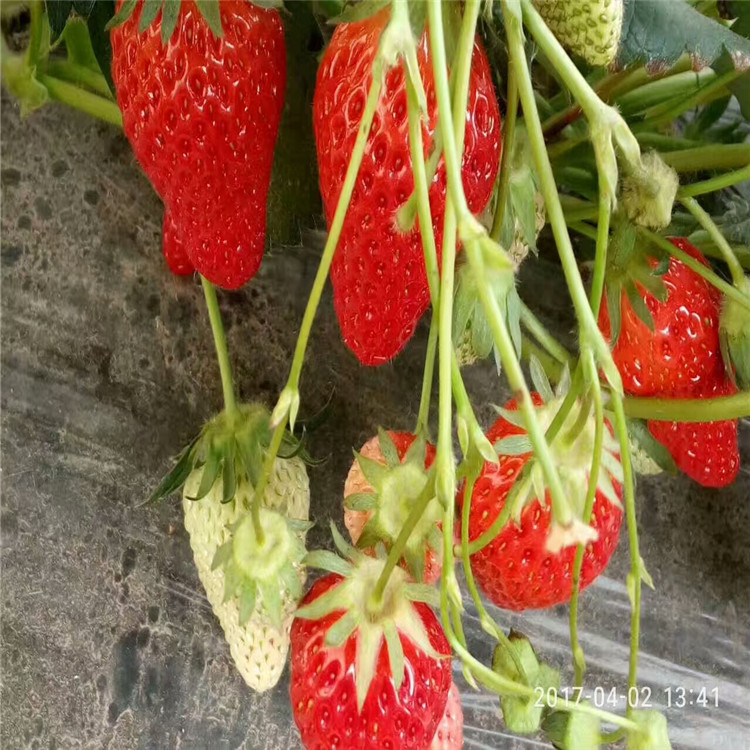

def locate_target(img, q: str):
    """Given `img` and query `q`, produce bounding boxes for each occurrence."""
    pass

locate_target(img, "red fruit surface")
[598,238,740,487]
[162,209,193,276]
[429,682,463,750]
[598,239,725,397]
[649,379,740,488]
[313,10,501,365]
[344,431,440,584]
[290,574,452,750]
[111,1,286,289]
[459,397,623,612]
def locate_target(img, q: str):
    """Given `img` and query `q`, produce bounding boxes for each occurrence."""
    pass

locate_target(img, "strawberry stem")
[519,302,574,365]
[660,143,750,172]
[45,60,114,100]
[489,64,518,243]
[507,0,622,392]
[622,391,750,422]
[680,196,746,287]
[38,74,123,127]
[569,351,605,687]
[680,165,750,198]
[609,392,642,719]
[200,276,237,419]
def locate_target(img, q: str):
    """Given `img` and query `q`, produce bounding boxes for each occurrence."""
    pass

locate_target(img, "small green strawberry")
[153,403,311,692]
[533,0,624,67]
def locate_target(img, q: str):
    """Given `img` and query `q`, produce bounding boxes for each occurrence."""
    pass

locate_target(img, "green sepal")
[354,452,391,488]
[211,540,233,571]
[377,427,400,467]
[606,284,623,348]
[542,709,600,750]
[195,0,223,37]
[221,441,237,504]
[325,611,358,648]
[625,281,655,332]
[719,277,750,389]
[494,435,533,456]
[529,355,554,402]
[626,711,672,750]
[137,0,162,32]
[493,634,560,735]
[328,0,389,25]
[303,550,354,577]
[238,582,258,626]
[258,578,282,631]
[295,584,343,621]
[148,434,200,503]
[104,0,136,30]
[628,418,678,475]
[404,545,425,584]
[160,0,180,44]
[344,492,377,512]
[330,522,365,563]
[404,583,440,608]
[191,448,222,501]
[383,620,405,692]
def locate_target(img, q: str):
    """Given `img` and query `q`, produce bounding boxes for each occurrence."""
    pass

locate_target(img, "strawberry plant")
[3,0,750,748]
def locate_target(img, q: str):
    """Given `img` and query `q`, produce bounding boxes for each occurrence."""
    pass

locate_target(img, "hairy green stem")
[590,195,611,317]
[38,74,123,127]
[490,64,518,243]
[661,144,750,172]
[679,165,750,198]
[201,277,237,418]
[623,391,750,421]
[519,302,574,365]
[680,196,745,286]
[508,0,621,391]
[610,391,641,717]
[45,59,114,99]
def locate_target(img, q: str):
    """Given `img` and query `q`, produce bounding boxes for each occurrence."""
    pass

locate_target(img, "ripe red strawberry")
[598,238,740,487]
[111,1,286,289]
[163,209,193,276]
[429,682,463,750]
[459,395,624,612]
[313,9,501,365]
[290,561,452,750]
[343,430,441,584]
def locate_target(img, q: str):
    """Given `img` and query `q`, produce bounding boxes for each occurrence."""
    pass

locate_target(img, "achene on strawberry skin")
[111,0,286,290]
[599,238,740,488]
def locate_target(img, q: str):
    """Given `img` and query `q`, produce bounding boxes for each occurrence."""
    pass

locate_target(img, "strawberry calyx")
[211,506,311,630]
[299,524,443,712]
[621,152,679,231]
[346,429,442,582]
[602,222,670,346]
[149,402,302,504]
[720,275,750,389]
[492,631,560,735]
[493,363,623,552]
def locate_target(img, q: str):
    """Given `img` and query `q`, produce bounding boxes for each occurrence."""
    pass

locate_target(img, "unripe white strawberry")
[533,0,624,67]
[183,456,310,692]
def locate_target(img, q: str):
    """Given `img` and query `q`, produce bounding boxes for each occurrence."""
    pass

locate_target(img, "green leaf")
[618,0,750,72]
[46,1,74,37]
[238,582,258,625]
[139,0,163,33]
[195,0,222,38]
[160,0,181,44]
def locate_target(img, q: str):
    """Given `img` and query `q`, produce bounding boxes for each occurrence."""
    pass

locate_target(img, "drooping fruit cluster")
[111,0,286,288]
[313,8,501,365]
